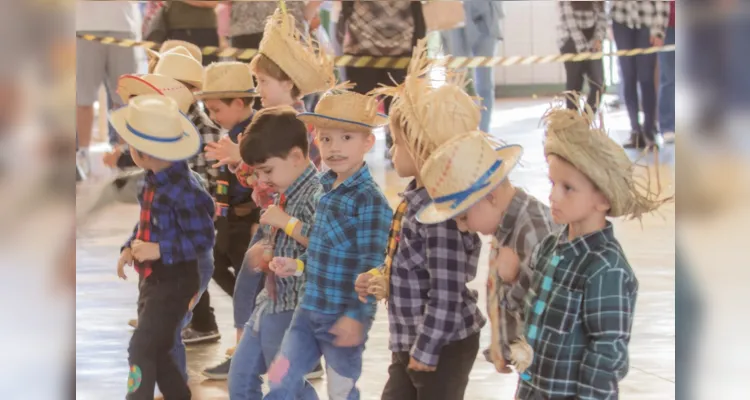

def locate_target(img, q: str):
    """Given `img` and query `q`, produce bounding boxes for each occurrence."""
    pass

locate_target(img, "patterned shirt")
[516,222,638,400]
[300,163,392,322]
[609,0,670,39]
[122,161,215,265]
[339,0,415,56]
[557,1,608,53]
[248,164,322,330]
[186,103,221,195]
[385,180,485,367]
[229,0,307,38]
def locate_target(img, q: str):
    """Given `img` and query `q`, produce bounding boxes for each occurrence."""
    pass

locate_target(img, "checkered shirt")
[609,0,671,39]
[299,163,392,322]
[515,222,638,400]
[187,103,221,195]
[248,164,322,330]
[557,1,608,53]
[122,161,216,266]
[384,180,485,367]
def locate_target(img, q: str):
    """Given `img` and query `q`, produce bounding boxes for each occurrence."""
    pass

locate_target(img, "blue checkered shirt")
[300,163,393,322]
[516,222,637,400]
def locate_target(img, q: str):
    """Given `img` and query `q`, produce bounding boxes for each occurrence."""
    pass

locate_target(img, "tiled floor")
[75,98,675,399]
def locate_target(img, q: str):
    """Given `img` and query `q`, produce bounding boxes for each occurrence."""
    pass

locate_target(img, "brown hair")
[250,54,302,99]
[218,97,255,107]
[570,1,603,12]
[240,106,309,165]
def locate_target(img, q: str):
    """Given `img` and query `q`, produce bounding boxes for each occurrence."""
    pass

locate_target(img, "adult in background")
[165,0,220,66]
[440,1,504,134]
[658,0,676,144]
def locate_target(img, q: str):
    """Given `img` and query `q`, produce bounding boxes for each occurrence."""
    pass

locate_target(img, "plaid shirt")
[385,180,485,367]
[609,0,670,39]
[122,161,215,265]
[186,103,221,195]
[516,222,638,400]
[248,164,322,330]
[557,1,608,53]
[300,163,392,322]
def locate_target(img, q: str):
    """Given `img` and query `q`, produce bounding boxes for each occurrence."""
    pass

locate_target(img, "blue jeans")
[264,309,373,400]
[441,28,498,134]
[234,250,264,329]
[658,27,675,133]
[169,250,214,382]
[228,310,297,400]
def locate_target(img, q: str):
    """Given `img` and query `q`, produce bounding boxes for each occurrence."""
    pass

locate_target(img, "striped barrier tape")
[76,33,675,69]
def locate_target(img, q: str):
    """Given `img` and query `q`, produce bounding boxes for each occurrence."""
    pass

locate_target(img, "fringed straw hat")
[252,7,335,96]
[195,61,258,100]
[542,93,671,218]
[417,131,523,224]
[297,84,388,133]
[146,40,203,73]
[116,73,195,114]
[152,46,204,89]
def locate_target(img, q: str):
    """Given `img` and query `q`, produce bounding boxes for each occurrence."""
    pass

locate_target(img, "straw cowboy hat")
[542,94,670,218]
[252,7,335,96]
[110,95,201,162]
[195,61,258,100]
[116,73,195,114]
[417,131,523,224]
[146,40,203,73]
[297,89,388,133]
[152,46,204,89]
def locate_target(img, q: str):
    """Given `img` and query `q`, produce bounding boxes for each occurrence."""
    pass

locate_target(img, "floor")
[75,97,676,399]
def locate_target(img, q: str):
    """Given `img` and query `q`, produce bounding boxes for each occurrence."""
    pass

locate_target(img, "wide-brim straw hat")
[417,131,523,224]
[297,88,388,133]
[542,93,670,219]
[153,46,204,89]
[253,8,335,96]
[146,40,203,73]
[110,94,201,162]
[116,73,195,114]
[195,61,258,100]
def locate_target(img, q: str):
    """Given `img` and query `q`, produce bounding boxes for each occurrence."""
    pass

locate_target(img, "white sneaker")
[77,149,91,177]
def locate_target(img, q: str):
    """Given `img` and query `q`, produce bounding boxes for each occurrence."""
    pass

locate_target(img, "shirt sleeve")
[410,222,480,367]
[121,223,139,252]
[503,228,554,312]
[577,261,638,399]
[160,188,216,265]
[594,6,608,43]
[650,0,670,39]
[559,1,590,53]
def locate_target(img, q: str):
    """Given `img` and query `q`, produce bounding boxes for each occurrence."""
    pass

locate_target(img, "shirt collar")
[229,113,255,142]
[292,101,306,113]
[284,163,318,200]
[555,221,615,258]
[146,161,189,188]
[497,188,529,236]
[320,162,371,191]
[400,179,430,208]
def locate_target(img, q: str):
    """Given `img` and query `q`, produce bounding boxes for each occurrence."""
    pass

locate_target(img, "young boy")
[262,90,393,399]
[226,106,323,399]
[111,95,215,399]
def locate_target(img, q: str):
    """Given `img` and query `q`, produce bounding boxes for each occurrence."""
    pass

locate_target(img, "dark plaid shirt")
[385,180,485,367]
[609,0,671,39]
[557,1,608,53]
[187,103,221,195]
[300,163,392,322]
[516,222,638,400]
[123,161,215,265]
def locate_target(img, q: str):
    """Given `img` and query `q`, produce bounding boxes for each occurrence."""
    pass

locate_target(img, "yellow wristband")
[367,268,382,277]
[294,259,304,277]
[284,217,299,236]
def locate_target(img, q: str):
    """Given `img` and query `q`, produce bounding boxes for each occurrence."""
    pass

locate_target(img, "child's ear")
[594,192,611,214]
[364,133,376,152]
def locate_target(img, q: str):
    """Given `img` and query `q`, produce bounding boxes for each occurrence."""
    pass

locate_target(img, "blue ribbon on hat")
[433,160,503,210]
[127,123,187,143]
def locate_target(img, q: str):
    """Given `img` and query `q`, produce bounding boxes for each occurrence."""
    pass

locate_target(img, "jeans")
[561,39,604,113]
[169,250,214,382]
[440,28,498,133]
[228,310,296,400]
[234,234,265,329]
[658,27,675,133]
[264,309,373,400]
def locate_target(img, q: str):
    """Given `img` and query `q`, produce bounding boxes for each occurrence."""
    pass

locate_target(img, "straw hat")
[542,93,670,218]
[297,89,387,133]
[110,95,201,162]
[416,131,523,224]
[146,40,203,73]
[253,7,335,96]
[116,73,195,114]
[153,47,204,89]
[195,61,258,100]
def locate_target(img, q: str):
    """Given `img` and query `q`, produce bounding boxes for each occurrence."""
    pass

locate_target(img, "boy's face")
[203,98,248,130]
[252,148,305,193]
[547,154,610,225]
[317,128,374,176]
[255,72,294,108]
[129,146,153,170]
[454,190,505,235]
[389,120,418,178]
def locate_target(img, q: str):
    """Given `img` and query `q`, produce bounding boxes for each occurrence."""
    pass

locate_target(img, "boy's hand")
[205,136,240,168]
[247,241,267,272]
[408,357,437,372]
[591,39,602,52]
[103,147,122,168]
[131,239,161,262]
[259,205,290,230]
[117,248,133,280]
[329,316,364,347]
[354,273,372,302]
[269,257,298,278]
[492,247,521,283]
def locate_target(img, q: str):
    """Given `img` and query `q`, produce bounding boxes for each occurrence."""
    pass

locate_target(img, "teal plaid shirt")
[516,222,638,400]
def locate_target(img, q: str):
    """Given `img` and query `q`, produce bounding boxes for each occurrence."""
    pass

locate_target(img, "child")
[352,39,487,399]
[263,90,393,399]
[111,95,215,399]
[226,106,324,399]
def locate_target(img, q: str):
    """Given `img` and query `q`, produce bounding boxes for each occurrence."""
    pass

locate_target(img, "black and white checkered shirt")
[186,103,221,195]
[557,1,609,53]
[609,0,671,39]
[385,180,486,367]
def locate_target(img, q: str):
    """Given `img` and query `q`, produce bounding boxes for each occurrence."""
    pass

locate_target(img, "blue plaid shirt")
[123,161,216,265]
[300,163,392,322]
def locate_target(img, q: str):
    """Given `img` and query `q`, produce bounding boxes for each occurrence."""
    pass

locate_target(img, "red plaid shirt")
[135,185,156,278]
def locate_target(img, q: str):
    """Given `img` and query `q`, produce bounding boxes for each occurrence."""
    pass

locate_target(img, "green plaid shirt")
[516,222,638,400]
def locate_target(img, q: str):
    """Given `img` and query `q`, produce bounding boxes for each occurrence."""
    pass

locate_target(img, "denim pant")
[264,309,373,400]
[658,27,675,133]
[440,28,498,134]
[234,249,264,330]
[228,310,296,400]
[169,250,214,382]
